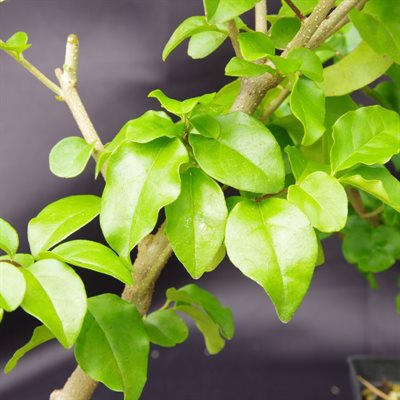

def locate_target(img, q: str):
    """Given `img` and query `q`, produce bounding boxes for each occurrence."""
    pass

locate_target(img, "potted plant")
[0,0,399,399]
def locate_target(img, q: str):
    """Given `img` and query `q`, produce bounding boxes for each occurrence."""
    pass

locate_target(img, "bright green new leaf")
[209,0,260,24]
[149,89,215,116]
[0,254,34,268]
[49,240,133,285]
[343,217,400,273]
[290,76,326,146]
[321,42,393,97]
[123,111,181,143]
[278,0,317,16]
[49,137,95,178]
[190,114,220,138]
[176,304,225,354]
[100,138,188,260]
[0,217,19,257]
[339,166,400,213]
[269,18,300,50]
[203,0,219,20]
[75,294,149,400]
[288,171,348,232]
[209,79,240,114]
[351,1,400,64]
[4,325,54,374]
[268,55,300,74]
[287,48,323,82]
[225,198,318,322]
[0,32,31,57]
[190,112,285,193]
[144,309,188,347]
[238,32,275,61]
[21,259,87,348]
[28,195,101,257]
[0,309,3,323]
[330,106,400,174]
[166,168,227,279]
[225,57,273,77]
[0,262,26,311]
[188,31,227,59]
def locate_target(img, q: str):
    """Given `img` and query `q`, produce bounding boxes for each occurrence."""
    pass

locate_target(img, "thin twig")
[260,87,290,121]
[255,0,268,33]
[346,189,381,226]
[283,0,305,21]
[226,20,242,58]
[357,375,391,400]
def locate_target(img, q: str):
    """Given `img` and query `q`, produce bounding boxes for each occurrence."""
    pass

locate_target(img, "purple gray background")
[0,1,399,399]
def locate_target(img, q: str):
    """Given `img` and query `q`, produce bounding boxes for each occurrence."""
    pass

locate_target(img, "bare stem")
[226,20,242,58]
[283,0,305,21]
[346,189,380,226]
[255,0,268,33]
[357,375,390,400]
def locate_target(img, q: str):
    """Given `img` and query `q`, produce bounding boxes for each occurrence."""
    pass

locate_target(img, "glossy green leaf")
[351,1,400,64]
[28,195,101,258]
[176,304,225,354]
[238,32,275,61]
[288,171,348,232]
[21,259,87,348]
[290,76,326,146]
[188,31,227,59]
[49,137,95,178]
[190,112,285,193]
[209,0,260,24]
[4,325,54,374]
[330,106,400,174]
[321,42,393,97]
[190,114,220,138]
[225,198,318,322]
[149,89,215,116]
[209,79,240,114]
[203,0,219,20]
[268,55,300,74]
[339,166,400,213]
[343,217,400,273]
[144,309,188,347]
[0,262,26,311]
[100,138,188,260]
[287,48,323,82]
[225,57,273,77]
[49,240,133,285]
[166,168,227,278]
[0,218,19,257]
[75,294,149,400]
[269,18,300,50]
[0,32,31,57]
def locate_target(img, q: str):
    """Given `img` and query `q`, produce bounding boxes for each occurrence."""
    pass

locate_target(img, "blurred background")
[0,1,399,399]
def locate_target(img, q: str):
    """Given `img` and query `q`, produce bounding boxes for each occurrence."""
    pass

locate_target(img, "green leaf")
[148,89,215,116]
[49,137,95,178]
[188,31,227,59]
[238,32,275,61]
[190,112,285,193]
[290,76,326,146]
[267,55,300,74]
[0,262,26,311]
[339,166,400,213]
[225,57,273,77]
[278,0,317,16]
[100,138,188,260]
[169,284,234,340]
[330,106,400,174]
[208,79,240,114]
[350,1,400,64]
[286,48,323,82]
[163,16,213,61]
[190,114,221,138]
[28,195,101,258]
[225,198,318,322]
[75,294,149,400]
[122,111,181,143]
[0,253,34,268]
[144,309,188,347]
[288,171,348,232]
[343,217,400,273]
[176,304,225,354]
[49,240,133,285]
[321,41,393,97]
[383,206,400,227]
[0,309,3,323]
[0,32,31,57]
[21,259,87,348]
[203,0,219,20]
[393,154,400,171]
[4,325,54,374]
[0,217,19,257]
[269,18,301,50]
[209,0,260,24]
[166,168,227,279]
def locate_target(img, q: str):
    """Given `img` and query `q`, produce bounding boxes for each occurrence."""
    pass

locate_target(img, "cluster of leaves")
[1,0,400,399]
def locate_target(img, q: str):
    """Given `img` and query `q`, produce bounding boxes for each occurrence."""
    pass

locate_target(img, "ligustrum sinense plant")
[0,0,400,398]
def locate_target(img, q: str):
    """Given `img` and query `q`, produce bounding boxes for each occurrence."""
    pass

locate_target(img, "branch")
[346,189,381,226]
[283,0,305,21]
[255,0,268,33]
[357,376,390,400]
[226,20,242,58]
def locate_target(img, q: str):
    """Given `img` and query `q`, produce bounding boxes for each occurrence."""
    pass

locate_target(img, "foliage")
[1,0,400,399]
